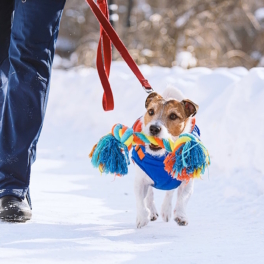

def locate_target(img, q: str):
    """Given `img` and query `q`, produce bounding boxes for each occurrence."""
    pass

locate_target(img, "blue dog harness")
[131,124,201,191]
[132,146,182,190]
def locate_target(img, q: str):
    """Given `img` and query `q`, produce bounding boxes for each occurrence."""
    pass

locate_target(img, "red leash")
[85,0,153,111]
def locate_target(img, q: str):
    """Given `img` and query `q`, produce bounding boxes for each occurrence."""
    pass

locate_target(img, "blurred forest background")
[55,0,264,69]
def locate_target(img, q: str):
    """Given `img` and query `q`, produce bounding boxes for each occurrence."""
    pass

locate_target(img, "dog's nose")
[149,125,161,136]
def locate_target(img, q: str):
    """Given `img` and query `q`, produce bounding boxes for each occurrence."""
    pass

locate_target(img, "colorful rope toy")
[89,123,210,182]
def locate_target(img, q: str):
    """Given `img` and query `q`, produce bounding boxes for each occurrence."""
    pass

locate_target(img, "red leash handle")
[86,0,153,111]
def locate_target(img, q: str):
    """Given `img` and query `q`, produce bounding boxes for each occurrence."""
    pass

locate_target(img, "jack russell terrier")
[131,86,199,228]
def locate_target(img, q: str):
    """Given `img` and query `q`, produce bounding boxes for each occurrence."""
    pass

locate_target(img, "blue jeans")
[0,0,66,207]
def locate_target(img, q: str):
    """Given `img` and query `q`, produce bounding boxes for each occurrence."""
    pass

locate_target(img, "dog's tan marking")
[144,92,164,126]
[145,92,163,108]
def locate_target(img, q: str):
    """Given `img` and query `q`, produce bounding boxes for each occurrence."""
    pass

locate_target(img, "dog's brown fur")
[144,92,199,137]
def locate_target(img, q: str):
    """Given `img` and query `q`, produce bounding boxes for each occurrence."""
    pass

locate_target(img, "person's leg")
[0,0,14,120]
[0,0,66,207]
[0,0,14,65]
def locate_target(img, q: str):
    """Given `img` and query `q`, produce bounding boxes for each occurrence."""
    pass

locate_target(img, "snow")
[1,62,264,263]
[255,7,264,21]
[175,51,197,68]
[175,10,195,28]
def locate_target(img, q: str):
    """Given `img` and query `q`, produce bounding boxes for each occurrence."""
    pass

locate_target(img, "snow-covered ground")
[1,62,264,263]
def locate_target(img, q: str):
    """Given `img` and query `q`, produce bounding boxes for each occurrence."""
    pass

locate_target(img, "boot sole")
[0,210,32,223]
[0,215,31,223]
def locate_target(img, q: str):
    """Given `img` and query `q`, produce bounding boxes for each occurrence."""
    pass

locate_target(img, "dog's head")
[142,91,198,156]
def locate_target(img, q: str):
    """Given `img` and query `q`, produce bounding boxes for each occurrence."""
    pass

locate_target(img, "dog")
[132,86,199,228]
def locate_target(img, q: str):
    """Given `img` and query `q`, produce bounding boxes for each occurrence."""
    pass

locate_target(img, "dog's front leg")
[161,190,174,222]
[145,187,159,221]
[134,165,153,228]
[174,179,194,226]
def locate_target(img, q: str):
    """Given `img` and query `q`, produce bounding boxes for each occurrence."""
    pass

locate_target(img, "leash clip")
[141,79,154,93]
[142,86,154,94]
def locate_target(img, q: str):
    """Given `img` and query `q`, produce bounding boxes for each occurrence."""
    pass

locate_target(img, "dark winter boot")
[0,196,32,222]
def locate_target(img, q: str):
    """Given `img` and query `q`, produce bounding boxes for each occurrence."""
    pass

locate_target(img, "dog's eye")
[169,113,177,120]
[148,109,154,116]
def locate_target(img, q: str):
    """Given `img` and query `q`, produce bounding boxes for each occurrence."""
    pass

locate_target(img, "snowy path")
[1,160,263,263]
[1,63,264,263]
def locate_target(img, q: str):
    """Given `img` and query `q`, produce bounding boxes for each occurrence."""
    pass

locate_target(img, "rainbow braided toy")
[89,122,210,182]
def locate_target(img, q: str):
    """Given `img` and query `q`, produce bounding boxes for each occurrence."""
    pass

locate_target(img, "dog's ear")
[181,99,199,117]
[145,92,162,108]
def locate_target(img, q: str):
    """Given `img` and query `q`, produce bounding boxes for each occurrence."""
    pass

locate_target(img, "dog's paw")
[150,211,158,221]
[148,205,158,221]
[161,202,172,222]
[136,211,149,228]
[174,215,188,226]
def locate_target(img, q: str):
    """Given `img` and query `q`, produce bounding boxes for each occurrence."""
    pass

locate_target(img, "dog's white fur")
[134,86,194,228]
